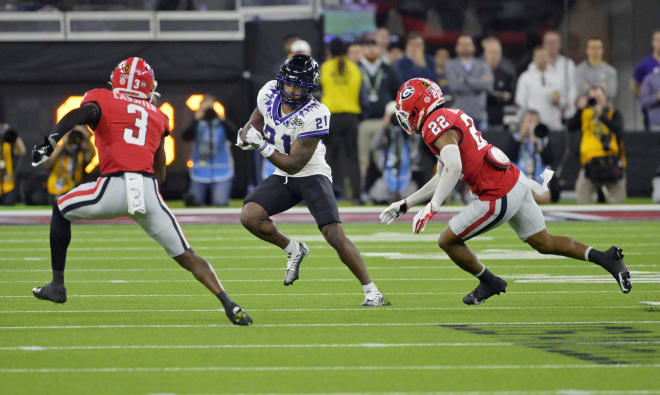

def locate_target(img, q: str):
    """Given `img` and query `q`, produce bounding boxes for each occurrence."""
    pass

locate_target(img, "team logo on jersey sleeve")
[401,86,415,100]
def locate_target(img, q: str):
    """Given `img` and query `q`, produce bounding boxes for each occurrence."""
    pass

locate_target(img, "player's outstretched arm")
[267,137,319,175]
[412,130,462,234]
[379,165,442,225]
[32,103,101,166]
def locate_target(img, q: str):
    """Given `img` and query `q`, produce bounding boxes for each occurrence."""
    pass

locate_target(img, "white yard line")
[2,290,659,298]
[2,363,660,373]
[0,305,643,314]
[3,340,660,352]
[0,320,659,330]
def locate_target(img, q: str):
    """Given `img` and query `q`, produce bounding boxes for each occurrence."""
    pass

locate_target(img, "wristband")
[258,142,275,158]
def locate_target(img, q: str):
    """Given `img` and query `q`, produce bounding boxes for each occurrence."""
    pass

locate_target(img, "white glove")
[235,128,252,150]
[412,202,437,234]
[243,127,275,158]
[379,199,408,225]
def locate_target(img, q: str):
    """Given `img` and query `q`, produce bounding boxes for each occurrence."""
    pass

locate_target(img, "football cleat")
[603,246,631,294]
[224,305,253,326]
[463,277,507,305]
[284,242,309,286]
[361,291,387,307]
[32,282,67,304]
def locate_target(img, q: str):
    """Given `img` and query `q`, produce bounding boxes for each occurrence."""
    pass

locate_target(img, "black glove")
[32,135,57,167]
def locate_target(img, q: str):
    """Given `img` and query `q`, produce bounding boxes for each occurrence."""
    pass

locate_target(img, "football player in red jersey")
[380,78,631,305]
[31,57,252,325]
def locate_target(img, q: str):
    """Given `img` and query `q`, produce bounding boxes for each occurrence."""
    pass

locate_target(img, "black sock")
[50,205,71,281]
[476,267,498,284]
[587,248,609,268]
[217,290,235,310]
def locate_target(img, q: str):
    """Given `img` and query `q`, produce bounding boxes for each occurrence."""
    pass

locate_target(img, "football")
[240,117,265,143]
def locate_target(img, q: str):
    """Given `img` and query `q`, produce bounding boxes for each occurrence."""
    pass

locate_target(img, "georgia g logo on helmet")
[394,78,445,136]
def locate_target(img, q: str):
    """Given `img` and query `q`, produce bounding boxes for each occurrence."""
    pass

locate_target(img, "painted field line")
[3,264,658,273]
[0,305,643,314]
[1,320,659,330]
[2,363,660,373]
[4,340,660,352]
[2,290,659,298]
[162,391,660,395]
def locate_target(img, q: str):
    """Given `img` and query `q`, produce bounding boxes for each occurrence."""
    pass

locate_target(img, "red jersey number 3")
[124,103,149,146]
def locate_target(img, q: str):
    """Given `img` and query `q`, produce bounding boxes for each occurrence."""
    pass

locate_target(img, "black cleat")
[284,242,309,286]
[32,282,67,303]
[463,277,507,305]
[604,246,631,294]
[224,304,253,326]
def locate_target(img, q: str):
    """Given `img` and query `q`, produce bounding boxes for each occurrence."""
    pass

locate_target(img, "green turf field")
[1,221,659,394]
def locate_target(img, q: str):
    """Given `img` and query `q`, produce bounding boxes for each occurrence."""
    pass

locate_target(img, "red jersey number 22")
[124,104,148,146]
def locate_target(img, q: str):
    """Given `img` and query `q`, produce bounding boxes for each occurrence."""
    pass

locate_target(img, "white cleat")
[361,291,386,307]
[283,242,309,286]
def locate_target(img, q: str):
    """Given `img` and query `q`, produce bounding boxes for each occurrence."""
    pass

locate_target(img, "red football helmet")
[395,78,445,135]
[110,57,159,101]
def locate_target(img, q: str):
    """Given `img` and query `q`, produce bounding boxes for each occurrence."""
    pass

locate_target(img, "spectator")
[273,34,303,74]
[366,106,416,203]
[568,86,626,204]
[639,65,660,132]
[394,32,436,83]
[182,95,237,206]
[630,29,660,101]
[537,30,578,120]
[374,27,392,64]
[446,35,493,130]
[434,48,453,104]
[321,38,363,204]
[347,41,363,64]
[44,126,94,201]
[357,38,400,186]
[387,43,404,65]
[576,38,617,100]
[506,110,553,203]
[0,124,26,205]
[482,37,514,129]
[481,36,517,77]
[515,47,564,131]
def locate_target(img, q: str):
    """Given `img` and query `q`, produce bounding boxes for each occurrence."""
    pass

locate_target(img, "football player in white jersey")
[237,54,385,306]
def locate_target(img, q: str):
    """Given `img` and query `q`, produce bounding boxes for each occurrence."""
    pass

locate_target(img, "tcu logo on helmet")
[394,78,445,136]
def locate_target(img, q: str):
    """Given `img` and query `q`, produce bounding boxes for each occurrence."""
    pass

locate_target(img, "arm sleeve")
[404,161,443,208]
[49,103,101,142]
[430,144,462,208]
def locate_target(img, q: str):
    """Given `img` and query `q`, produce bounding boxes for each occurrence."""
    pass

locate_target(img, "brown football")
[240,117,265,143]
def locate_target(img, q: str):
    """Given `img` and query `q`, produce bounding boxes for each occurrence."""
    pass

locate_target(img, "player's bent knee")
[240,203,265,229]
[527,231,555,254]
[321,223,344,248]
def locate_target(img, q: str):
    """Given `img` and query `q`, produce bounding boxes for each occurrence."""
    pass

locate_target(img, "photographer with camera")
[0,124,26,205]
[568,86,626,203]
[506,110,553,204]
[43,125,94,200]
[182,94,237,207]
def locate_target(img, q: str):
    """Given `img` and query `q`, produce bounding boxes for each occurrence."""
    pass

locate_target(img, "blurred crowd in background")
[1,0,660,206]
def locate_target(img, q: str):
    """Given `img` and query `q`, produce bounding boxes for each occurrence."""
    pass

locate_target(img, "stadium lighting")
[186,94,226,118]
[56,96,99,174]
[159,102,176,165]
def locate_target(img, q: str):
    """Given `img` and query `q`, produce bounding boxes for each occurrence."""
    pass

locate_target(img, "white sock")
[475,264,486,277]
[584,246,592,262]
[362,282,379,295]
[284,239,298,255]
